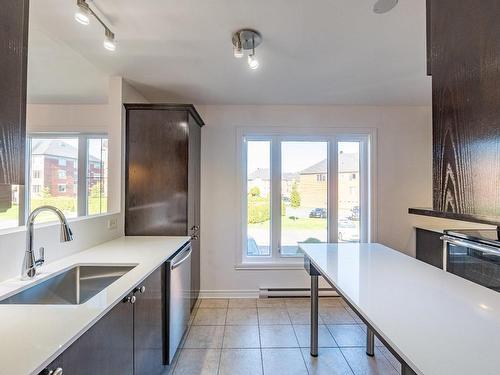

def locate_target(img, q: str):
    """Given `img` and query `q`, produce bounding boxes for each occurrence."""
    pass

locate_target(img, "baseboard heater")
[259,287,338,298]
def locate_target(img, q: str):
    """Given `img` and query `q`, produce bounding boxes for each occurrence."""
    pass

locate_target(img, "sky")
[247,140,359,174]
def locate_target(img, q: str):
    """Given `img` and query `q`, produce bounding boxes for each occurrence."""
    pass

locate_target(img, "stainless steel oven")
[441,229,500,292]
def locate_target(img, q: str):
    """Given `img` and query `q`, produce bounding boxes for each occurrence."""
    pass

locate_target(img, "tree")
[290,182,301,208]
[249,186,261,198]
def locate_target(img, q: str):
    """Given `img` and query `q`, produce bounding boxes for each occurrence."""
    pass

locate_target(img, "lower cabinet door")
[134,265,166,374]
[41,298,134,375]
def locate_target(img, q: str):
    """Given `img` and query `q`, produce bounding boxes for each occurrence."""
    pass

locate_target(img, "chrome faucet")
[22,205,74,279]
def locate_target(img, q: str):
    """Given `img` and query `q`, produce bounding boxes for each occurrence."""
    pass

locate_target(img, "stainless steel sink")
[0,265,136,305]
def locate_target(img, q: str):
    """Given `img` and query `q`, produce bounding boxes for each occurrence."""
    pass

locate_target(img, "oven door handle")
[440,235,500,256]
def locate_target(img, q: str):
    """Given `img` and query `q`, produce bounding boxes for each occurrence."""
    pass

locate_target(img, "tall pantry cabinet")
[124,104,203,309]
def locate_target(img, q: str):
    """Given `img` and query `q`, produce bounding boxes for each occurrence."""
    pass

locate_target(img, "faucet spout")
[22,205,74,279]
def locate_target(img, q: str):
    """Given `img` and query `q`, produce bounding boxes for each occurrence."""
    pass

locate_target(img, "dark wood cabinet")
[430,0,500,220]
[41,297,134,375]
[415,228,443,269]
[188,114,201,309]
[134,265,166,374]
[0,0,28,186]
[40,264,170,375]
[125,104,204,310]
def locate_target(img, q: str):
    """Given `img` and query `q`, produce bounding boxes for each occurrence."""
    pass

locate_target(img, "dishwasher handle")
[171,247,192,270]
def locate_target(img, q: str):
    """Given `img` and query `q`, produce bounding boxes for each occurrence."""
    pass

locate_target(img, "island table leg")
[310,274,319,357]
[366,327,375,356]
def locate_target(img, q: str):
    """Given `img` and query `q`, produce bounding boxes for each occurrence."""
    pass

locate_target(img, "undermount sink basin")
[0,265,136,305]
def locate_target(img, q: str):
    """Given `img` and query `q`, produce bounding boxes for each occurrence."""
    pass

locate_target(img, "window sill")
[235,261,304,271]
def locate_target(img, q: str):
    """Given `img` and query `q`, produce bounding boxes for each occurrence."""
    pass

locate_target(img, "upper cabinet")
[0,0,28,185]
[430,0,500,220]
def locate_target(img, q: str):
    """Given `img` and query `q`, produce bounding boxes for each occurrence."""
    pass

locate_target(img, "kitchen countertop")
[299,242,500,375]
[0,236,190,375]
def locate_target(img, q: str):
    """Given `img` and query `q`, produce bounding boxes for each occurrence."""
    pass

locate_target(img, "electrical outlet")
[107,217,118,230]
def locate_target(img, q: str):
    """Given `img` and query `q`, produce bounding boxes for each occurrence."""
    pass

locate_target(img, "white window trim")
[235,126,378,269]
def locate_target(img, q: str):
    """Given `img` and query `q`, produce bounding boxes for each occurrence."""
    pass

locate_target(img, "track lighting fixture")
[74,0,117,52]
[232,29,262,70]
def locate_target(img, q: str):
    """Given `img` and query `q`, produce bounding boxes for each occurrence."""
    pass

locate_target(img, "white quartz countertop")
[0,236,190,375]
[299,243,500,375]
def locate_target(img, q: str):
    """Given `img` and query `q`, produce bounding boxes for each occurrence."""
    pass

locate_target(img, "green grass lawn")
[0,205,19,221]
[248,216,327,230]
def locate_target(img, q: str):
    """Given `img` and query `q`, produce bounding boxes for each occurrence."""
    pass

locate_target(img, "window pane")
[246,140,271,257]
[338,142,360,242]
[30,138,78,221]
[0,185,20,229]
[87,138,108,215]
[281,141,328,256]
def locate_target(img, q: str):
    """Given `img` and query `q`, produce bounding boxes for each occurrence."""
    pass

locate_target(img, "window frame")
[236,127,376,269]
[26,132,108,220]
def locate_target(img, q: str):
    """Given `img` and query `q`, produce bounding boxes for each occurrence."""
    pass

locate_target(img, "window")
[87,138,108,215]
[240,130,371,265]
[28,134,108,222]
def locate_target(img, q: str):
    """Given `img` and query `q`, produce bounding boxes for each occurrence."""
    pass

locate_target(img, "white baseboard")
[198,289,340,299]
[199,290,260,298]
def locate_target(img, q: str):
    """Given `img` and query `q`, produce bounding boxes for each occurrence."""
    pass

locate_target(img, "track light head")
[74,0,91,25]
[103,28,116,51]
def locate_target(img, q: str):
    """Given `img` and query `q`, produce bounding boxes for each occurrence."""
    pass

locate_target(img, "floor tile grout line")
[216,305,228,375]
[338,347,356,375]
[256,300,265,375]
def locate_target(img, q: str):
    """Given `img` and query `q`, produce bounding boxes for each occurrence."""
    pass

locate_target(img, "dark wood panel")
[188,114,201,309]
[125,109,189,236]
[416,228,443,269]
[41,298,134,375]
[431,0,500,219]
[0,0,28,185]
[426,0,431,76]
[134,265,166,374]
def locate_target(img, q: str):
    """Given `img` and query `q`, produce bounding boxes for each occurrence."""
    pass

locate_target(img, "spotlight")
[74,0,91,25]
[103,29,116,51]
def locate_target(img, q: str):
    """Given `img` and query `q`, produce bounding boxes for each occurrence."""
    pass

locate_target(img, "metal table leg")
[366,327,375,356]
[310,275,319,357]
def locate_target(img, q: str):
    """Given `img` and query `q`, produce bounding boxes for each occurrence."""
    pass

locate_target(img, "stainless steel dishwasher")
[166,242,192,364]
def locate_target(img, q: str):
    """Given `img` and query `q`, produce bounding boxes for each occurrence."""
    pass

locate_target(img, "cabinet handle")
[135,285,146,294]
[124,295,136,304]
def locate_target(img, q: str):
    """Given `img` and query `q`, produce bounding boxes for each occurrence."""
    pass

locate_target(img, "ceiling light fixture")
[74,0,91,25]
[232,29,262,69]
[74,0,117,52]
[103,28,116,51]
[373,0,399,14]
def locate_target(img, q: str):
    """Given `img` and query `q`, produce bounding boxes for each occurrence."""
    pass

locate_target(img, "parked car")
[349,205,360,221]
[309,208,327,218]
[338,219,359,242]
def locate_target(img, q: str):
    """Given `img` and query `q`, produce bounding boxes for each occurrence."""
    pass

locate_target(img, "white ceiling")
[28,0,431,105]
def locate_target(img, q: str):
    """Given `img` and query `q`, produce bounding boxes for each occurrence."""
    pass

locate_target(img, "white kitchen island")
[299,242,500,375]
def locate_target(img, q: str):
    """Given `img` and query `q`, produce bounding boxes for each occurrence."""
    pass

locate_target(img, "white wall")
[197,105,433,297]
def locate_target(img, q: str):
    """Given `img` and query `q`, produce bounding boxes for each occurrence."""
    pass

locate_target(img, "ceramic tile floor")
[170,297,401,375]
